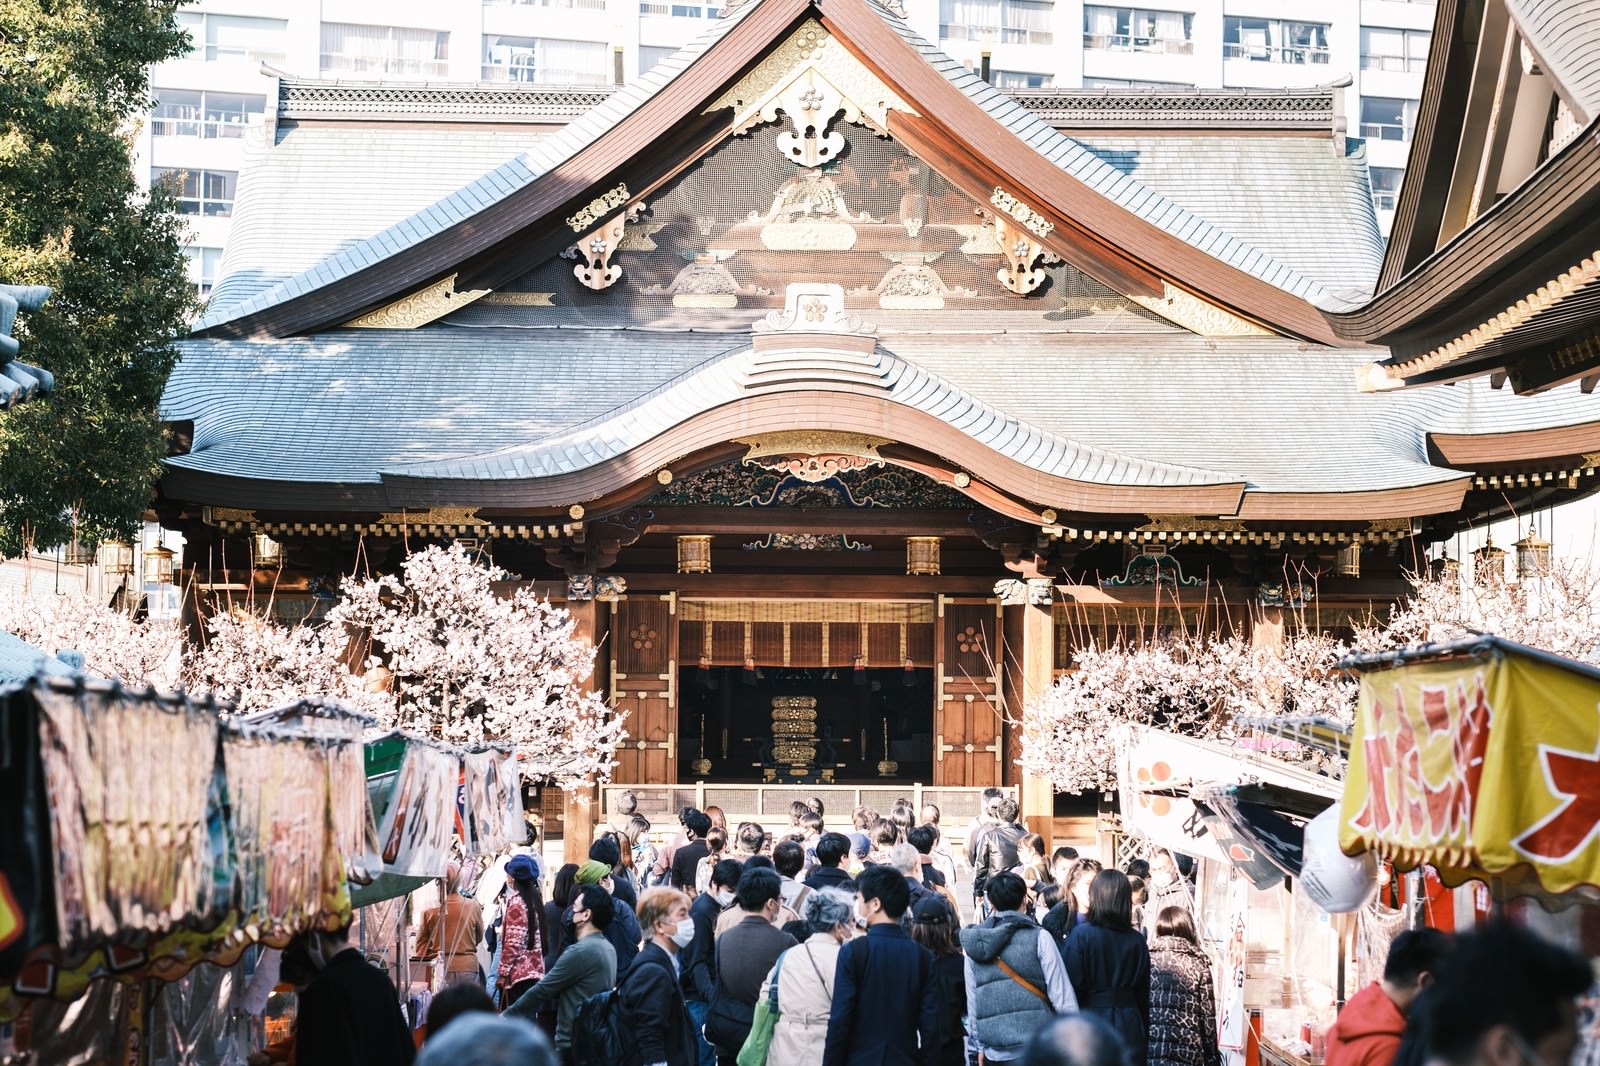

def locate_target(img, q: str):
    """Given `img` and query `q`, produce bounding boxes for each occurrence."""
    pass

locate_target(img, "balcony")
[1223,42,1329,63]
[1084,32,1193,54]
[150,117,259,138]
[487,0,606,6]
[1359,121,1409,141]
[319,53,451,78]
[941,24,1055,45]
[199,43,286,66]
[1360,53,1427,72]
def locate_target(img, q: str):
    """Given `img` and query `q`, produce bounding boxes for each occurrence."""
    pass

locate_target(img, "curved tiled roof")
[195,0,1366,336]
[1504,0,1600,122]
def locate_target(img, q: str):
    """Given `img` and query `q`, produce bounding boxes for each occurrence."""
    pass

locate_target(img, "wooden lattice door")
[609,593,678,784]
[934,596,1003,787]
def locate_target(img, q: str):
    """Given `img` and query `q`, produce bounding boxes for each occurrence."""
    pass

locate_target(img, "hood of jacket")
[960,912,1037,964]
[1330,983,1405,1048]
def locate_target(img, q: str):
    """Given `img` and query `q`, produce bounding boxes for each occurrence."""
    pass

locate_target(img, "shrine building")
[158,0,1600,848]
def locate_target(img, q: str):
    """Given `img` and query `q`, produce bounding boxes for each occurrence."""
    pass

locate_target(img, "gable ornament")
[564,202,649,291]
[752,282,875,336]
[343,273,490,329]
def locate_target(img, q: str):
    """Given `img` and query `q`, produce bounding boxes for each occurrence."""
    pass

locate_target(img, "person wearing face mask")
[683,860,743,1066]
[506,883,618,1064]
[1141,851,1190,942]
[291,923,415,1066]
[620,886,702,1066]
[706,868,799,1064]
[569,859,643,979]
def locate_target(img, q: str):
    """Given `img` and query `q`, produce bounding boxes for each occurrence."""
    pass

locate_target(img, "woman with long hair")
[694,825,728,897]
[542,862,579,966]
[498,855,546,1008]
[909,896,967,1066]
[1063,870,1151,1066]
[1043,857,1102,941]
[1148,906,1221,1066]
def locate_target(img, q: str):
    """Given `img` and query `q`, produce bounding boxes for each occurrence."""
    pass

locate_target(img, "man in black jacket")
[682,859,741,1066]
[804,832,855,892]
[293,924,415,1066]
[622,886,702,1066]
[973,797,1027,907]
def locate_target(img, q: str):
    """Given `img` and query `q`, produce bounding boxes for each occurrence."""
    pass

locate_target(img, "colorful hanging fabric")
[0,688,58,984]
[372,740,459,878]
[463,750,525,855]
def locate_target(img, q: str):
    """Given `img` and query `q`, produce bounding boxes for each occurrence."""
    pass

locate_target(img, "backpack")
[570,987,630,1063]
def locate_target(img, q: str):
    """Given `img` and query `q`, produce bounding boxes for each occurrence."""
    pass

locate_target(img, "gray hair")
[805,887,857,936]
[890,843,921,875]
[1022,1014,1130,1066]
[417,1013,557,1066]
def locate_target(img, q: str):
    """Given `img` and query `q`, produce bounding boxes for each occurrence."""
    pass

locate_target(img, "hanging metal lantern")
[63,537,98,567]
[1514,524,1551,579]
[1335,542,1361,578]
[101,540,135,576]
[1473,536,1506,587]
[253,531,283,569]
[677,535,712,574]
[906,536,941,576]
[1430,552,1460,585]
[143,542,175,586]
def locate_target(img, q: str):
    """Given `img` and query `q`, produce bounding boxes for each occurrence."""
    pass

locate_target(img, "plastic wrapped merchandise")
[1301,805,1378,914]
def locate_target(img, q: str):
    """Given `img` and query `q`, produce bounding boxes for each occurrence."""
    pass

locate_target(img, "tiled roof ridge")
[273,73,1337,129]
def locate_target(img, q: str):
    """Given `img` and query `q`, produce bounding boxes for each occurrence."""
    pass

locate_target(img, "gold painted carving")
[479,292,555,306]
[990,187,1053,239]
[343,273,490,329]
[709,19,916,151]
[1138,513,1247,532]
[737,430,892,483]
[1131,284,1270,337]
[377,507,487,526]
[641,252,771,307]
[566,183,631,232]
[982,211,1053,296]
[848,253,975,310]
[618,221,667,251]
[750,170,876,251]
[203,506,259,526]
[955,224,1004,255]
[565,203,647,291]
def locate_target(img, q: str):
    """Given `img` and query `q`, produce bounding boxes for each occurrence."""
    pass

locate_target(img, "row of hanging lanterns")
[1469,524,1552,585]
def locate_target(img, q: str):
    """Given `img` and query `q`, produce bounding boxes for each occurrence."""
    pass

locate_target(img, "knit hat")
[575,860,612,885]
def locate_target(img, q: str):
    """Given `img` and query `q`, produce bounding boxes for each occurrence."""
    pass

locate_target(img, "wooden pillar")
[563,594,602,866]
[1002,581,1056,842]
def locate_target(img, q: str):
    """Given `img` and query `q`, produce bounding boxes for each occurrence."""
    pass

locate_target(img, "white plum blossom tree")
[184,606,389,717]
[1023,556,1600,793]
[328,544,625,786]
[0,588,182,686]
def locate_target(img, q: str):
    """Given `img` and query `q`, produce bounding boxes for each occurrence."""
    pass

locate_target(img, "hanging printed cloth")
[0,686,58,983]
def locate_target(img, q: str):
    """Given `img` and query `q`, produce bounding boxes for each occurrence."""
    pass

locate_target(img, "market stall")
[0,675,530,1064]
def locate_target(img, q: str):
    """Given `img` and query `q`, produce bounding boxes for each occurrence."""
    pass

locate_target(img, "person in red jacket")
[1326,929,1451,1066]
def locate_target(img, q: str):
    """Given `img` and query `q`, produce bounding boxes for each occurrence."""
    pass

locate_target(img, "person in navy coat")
[822,866,938,1066]
[1063,870,1152,1066]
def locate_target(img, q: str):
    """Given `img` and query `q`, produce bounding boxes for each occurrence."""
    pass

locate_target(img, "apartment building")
[135,0,1428,294]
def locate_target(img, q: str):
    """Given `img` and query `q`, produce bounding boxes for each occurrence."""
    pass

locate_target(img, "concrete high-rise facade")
[136,0,1430,294]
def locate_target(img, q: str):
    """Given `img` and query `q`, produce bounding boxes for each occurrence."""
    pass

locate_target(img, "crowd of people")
[270,788,1595,1066]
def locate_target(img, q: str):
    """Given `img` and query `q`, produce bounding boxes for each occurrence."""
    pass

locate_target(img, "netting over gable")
[444,129,1178,334]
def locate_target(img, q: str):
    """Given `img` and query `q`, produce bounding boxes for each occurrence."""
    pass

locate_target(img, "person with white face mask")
[682,859,742,1066]
[620,886,702,1066]
[1141,850,1191,943]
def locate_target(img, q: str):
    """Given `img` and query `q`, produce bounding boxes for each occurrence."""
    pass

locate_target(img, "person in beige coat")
[759,888,857,1066]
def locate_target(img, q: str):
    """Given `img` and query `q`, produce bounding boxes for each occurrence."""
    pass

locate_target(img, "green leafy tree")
[0,1,197,554]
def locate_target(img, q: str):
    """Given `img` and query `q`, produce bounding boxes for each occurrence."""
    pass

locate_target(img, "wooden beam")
[641,507,987,537]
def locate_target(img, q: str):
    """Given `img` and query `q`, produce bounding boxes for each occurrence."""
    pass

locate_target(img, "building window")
[175,12,288,65]
[941,0,1056,45]
[639,1,719,15]
[321,23,450,78]
[640,45,676,73]
[151,89,266,138]
[1082,76,1196,88]
[992,69,1055,88]
[1360,96,1418,141]
[185,247,224,296]
[485,0,607,8]
[153,168,237,217]
[1360,27,1431,72]
[1082,7,1194,55]
[1222,17,1329,63]
[1370,167,1404,211]
[481,35,609,83]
